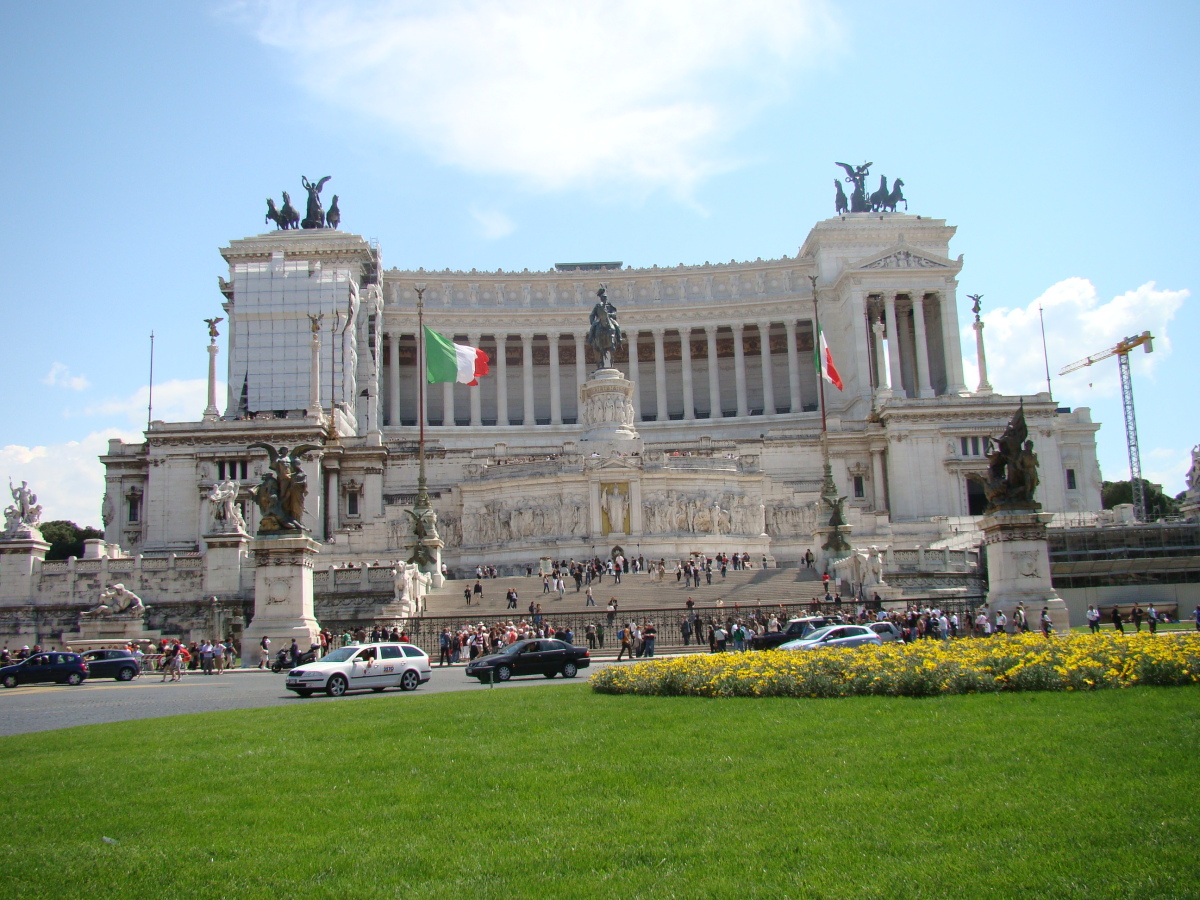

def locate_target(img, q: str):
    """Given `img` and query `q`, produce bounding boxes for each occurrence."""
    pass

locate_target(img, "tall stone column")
[326,467,340,536]
[521,332,535,425]
[468,332,483,426]
[574,333,587,411]
[872,317,891,400]
[785,320,801,414]
[940,291,969,394]
[757,321,775,415]
[626,329,641,420]
[652,328,668,421]
[495,334,509,426]
[680,328,695,420]
[884,295,904,398]
[732,323,748,417]
[705,325,721,417]
[203,341,220,422]
[548,333,562,425]
[871,447,888,513]
[308,331,323,417]
[442,380,455,426]
[912,295,934,398]
[388,333,401,427]
[974,317,993,395]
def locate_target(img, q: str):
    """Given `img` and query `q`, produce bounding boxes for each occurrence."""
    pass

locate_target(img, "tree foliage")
[40,520,104,561]
[1100,479,1180,519]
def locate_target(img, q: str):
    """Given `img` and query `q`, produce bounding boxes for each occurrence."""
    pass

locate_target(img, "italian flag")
[424,326,490,385]
[815,325,844,390]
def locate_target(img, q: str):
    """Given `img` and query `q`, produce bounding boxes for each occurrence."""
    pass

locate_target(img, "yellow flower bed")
[589,632,1200,698]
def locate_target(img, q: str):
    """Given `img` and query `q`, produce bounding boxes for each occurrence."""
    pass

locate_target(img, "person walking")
[438,628,452,667]
[585,586,596,607]
[258,636,271,669]
[617,624,634,661]
[1111,607,1124,633]
[643,622,657,658]
[463,586,472,606]
[1086,604,1101,634]
[1040,607,1053,637]
[1147,604,1158,634]
[1130,604,1143,633]
[473,580,484,603]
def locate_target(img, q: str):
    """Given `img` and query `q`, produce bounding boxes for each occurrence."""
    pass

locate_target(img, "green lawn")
[2,686,1198,899]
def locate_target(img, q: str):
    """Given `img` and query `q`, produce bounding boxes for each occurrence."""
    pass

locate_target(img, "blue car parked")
[1,651,89,688]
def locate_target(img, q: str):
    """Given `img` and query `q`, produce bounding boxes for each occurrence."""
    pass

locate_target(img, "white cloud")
[42,362,90,391]
[961,278,1187,399]
[470,205,516,240]
[232,0,840,195]
[0,429,141,528]
[80,379,217,429]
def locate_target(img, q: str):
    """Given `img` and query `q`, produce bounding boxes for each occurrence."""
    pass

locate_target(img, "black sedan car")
[1,652,89,688]
[80,649,142,681]
[466,639,590,682]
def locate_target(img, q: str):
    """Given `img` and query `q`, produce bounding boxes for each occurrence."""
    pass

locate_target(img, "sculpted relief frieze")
[764,500,822,537]
[461,494,588,546]
[641,491,764,536]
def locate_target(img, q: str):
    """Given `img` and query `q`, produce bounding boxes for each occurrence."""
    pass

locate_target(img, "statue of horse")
[868,175,890,212]
[326,195,341,230]
[279,192,300,229]
[834,179,848,214]
[883,178,907,212]
[266,198,286,229]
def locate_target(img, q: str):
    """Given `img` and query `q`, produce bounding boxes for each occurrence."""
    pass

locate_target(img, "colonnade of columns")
[379,320,820,427]
[868,292,966,400]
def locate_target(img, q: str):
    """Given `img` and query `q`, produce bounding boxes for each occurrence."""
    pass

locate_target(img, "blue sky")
[1,0,1196,525]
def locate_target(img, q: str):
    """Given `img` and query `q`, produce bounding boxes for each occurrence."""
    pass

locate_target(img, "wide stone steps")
[423,565,830,617]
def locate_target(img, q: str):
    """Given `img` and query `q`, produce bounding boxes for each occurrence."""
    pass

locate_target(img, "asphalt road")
[0,662,621,738]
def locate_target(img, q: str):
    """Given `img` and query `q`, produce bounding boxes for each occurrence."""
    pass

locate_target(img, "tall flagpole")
[414,283,428,504]
[146,331,155,431]
[810,275,836,504]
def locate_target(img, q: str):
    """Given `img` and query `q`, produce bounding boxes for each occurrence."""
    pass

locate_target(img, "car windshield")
[318,647,359,663]
[802,626,836,642]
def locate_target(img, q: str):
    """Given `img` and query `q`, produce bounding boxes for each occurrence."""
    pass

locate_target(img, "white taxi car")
[285,643,432,697]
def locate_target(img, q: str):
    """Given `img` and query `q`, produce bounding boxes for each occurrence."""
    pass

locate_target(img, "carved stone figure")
[101,493,114,528]
[1186,445,1200,500]
[587,286,624,370]
[300,176,331,229]
[603,484,628,535]
[206,479,247,533]
[80,583,145,618]
[835,161,873,213]
[393,561,410,604]
[4,480,43,537]
[866,545,886,585]
[249,443,320,534]
[204,317,223,341]
[968,403,1042,512]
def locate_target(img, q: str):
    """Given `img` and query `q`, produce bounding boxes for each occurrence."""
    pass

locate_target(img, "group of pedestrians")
[1089,602,1175,634]
[435,618,578,666]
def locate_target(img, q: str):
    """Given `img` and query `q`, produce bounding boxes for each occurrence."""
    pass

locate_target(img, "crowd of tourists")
[434,619,581,665]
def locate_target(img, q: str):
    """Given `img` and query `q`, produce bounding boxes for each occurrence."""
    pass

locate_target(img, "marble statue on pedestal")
[249,443,320,534]
[206,479,247,534]
[80,583,146,618]
[4,480,43,538]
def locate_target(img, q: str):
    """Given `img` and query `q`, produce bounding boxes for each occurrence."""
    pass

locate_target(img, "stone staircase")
[423,565,830,616]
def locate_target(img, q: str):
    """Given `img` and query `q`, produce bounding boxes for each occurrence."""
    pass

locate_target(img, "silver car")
[285,643,432,697]
[778,624,883,651]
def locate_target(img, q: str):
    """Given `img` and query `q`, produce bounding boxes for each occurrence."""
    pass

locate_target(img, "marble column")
[495,334,509,426]
[732,323,748,417]
[468,332,483,426]
[521,332,535,425]
[871,448,888,513]
[627,329,642,421]
[574,333,586,410]
[974,318,993,394]
[785,320,801,414]
[680,328,695,419]
[705,325,721,417]
[872,317,891,400]
[442,380,455,426]
[884,295,904,397]
[308,332,323,417]
[757,321,775,415]
[652,328,668,421]
[548,333,562,424]
[912,295,934,398]
[388,333,401,426]
[940,292,969,394]
[204,342,220,421]
[326,468,339,536]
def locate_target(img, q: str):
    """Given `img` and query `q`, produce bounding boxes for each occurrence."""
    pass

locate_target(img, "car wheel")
[67,672,84,686]
[294,689,314,698]
[326,674,348,697]
[117,667,136,681]
[495,665,512,682]
[2,675,17,689]
[562,662,578,678]
[399,670,420,692]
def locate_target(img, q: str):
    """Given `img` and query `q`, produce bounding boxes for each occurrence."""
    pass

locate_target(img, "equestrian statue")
[587,285,624,371]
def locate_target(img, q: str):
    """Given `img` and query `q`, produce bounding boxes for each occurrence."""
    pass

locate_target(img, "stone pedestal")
[203,530,249,595]
[980,510,1068,633]
[812,526,852,578]
[241,535,321,666]
[0,533,50,604]
[75,613,163,646]
[579,369,642,454]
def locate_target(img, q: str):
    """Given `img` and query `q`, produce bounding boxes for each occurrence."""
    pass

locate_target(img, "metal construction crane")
[1059,331,1154,521]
